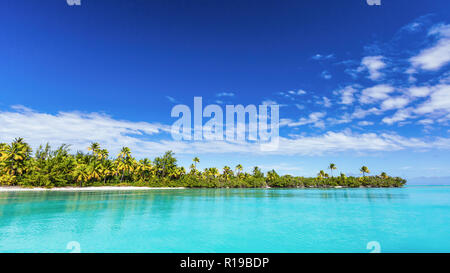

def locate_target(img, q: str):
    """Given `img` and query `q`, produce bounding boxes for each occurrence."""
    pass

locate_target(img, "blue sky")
[1,0,450,179]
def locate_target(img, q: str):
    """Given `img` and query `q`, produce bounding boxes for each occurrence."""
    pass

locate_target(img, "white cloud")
[418,119,434,125]
[360,84,395,104]
[0,106,170,157]
[297,89,307,95]
[410,24,450,71]
[398,15,431,33]
[265,131,450,155]
[152,131,450,156]
[317,96,332,108]
[408,86,432,97]
[147,131,450,156]
[334,85,357,105]
[327,113,352,125]
[381,96,410,110]
[358,56,386,80]
[415,84,450,114]
[216,92,235,97]
[311,54,334,60]
[437,114,450,124]
[323,97,332,108]
[294,104,305,110]
[357,121,374,126]
[351,107,381,119]
[402,22,422,33]
[2,106,450,156]
[382,108,413,125]
[321,70,332,80]
[261,99,278,105]
[286,112,326,128]
[278,89,307,100]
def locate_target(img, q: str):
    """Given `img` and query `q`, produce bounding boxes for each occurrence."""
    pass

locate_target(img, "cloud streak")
[410,24,450,71]
[1,106,450,158]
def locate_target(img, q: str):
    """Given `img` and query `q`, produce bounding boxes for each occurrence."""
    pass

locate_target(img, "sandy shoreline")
[0,186,186,192]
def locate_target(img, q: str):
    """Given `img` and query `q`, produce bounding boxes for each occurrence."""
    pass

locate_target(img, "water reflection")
[0,188,409,232]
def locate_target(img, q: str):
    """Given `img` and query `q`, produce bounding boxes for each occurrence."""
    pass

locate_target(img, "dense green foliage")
[0,138,406,188]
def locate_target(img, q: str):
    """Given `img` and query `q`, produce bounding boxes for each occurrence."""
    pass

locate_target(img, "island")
[0,138,406,189]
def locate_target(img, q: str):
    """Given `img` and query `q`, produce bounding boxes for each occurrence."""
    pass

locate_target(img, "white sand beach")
[0,186,186,192]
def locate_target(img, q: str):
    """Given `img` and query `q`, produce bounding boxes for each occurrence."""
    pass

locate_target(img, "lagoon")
[0,186,449,253]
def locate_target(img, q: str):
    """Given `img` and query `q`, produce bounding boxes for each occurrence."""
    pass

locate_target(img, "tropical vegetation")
[0,138,406,188]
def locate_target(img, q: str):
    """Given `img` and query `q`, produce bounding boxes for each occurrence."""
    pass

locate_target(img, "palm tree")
[360,166,370,177]
[380,172,389,179]
[222,166,233,183]
[328,163,337,177]
[153,151,177,178]
[189,163,197,175]
[210,167,219,178]
[98,149,109,160]
[118,147,131,159]
[317,170,328,179]
[266,169,279,183]
[99,160,112,184]
[88,142,100,157]
[137,158,153,181]
[193,157,200,168]
[73,164,89,187]
[1,138,32,177]
[252,166,263,178]
[235,164,243,177]
[0,143,8,161]
[87,163,101,182]
[117,147,132,182]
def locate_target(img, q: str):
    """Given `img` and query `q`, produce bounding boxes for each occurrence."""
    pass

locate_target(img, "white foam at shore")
[0,186,186,192]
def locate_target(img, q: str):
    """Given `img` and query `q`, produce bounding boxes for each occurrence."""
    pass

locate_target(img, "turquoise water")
[0,186,449,253]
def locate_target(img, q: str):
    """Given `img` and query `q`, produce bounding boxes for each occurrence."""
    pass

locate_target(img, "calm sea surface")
[0,186,449,253]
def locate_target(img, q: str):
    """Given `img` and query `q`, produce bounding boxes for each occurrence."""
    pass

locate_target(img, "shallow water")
[0,186,449,253]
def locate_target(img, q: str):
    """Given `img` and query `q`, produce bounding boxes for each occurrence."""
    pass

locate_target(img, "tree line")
[0,138,406,188]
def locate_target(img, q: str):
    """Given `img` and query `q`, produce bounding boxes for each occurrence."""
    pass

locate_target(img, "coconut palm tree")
[380,172,389,179]
[98,149,109,161]
[0,143,8,161]
[73,164,89,187]
[118,147,131,160]
[99,160,112,184]
[153,151,177,178]
[1,138,32,177]
[266,169,279,183]
[210,167,219,178]
[87,163,101,182]
[317,170,326,179]
[189,163,197,175]
[117,147,132,182]
[252,166,263,178]
[193,157,200,168]
[222,166,233,182]
[235,164,243,177]
[88,142,100,157]
[137,158,153,180]
[360,166,370,177]
[328,163,337,177]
